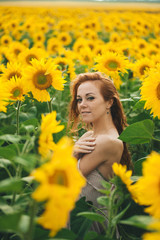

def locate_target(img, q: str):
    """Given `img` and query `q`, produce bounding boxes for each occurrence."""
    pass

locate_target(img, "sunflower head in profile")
[140,64,160,119]
[133,151,160,218]
[6,76,29,102]
[23,58,66,102]
[18,47,48,66]
[1,61,23,82]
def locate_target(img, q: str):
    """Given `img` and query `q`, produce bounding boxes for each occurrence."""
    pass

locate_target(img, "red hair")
[68,72,132,169]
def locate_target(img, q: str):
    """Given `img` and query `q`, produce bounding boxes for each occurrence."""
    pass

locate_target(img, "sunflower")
[47,37,63,56]
[23,58,65,102]
[0,34,13,46]
[110,32,122,43]
[0,81,11,112]
[0,61,23,82]
[82,29,98,41]
[57,32,72,46]
[73,37,88,53]
[21,38,30,48]
[18,47,48,66]
[37,196,74,237]
[38,111,64,158]
[67,59,76,81]
[143,221,160,240]
[79,46,94,68]
[6,76,29,102]
[32,31,45,44]
[94,51,130,88]
[112,162,133,192]
[133,151,160,218]
[52,56,68,71]
[8,41,26,59]
[131,57,155,79]
[32,136,86,201]
[32,136,86,236]
[140,65,160,118]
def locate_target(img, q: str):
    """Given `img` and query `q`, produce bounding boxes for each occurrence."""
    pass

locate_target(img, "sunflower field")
[0,3,160,240]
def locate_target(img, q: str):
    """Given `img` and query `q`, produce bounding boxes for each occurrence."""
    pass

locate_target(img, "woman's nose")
[80,99,87,107]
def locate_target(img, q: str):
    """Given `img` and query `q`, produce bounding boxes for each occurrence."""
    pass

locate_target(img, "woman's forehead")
[77,81,101,95]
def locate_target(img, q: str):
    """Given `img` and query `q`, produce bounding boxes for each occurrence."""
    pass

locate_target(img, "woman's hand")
[73,131,96,160]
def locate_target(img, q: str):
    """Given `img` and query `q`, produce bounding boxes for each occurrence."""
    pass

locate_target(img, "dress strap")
[77,159,81,170]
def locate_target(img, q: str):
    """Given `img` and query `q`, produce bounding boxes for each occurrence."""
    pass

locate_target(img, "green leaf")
[0,199,15,214]
[77,212,106,224]
[0,178,23,193]
[133,100,145,110]
[112,203,131,226]
[0,158,12,168]
[97,196,109,207]
[70,197,93,237]
[53,228,77,240]
[133,157,146,176]
[0,213,22,235]
[119,119,154,144]
[101,180,112,190]
[120,215,152,230]
[0,145,17,160]
[84,231,98,240]
[0,134,21,143]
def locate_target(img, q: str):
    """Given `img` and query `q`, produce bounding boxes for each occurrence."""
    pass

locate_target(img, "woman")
[68,72,131,233]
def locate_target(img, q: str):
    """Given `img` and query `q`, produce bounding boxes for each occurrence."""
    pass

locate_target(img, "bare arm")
[79,136,123,177]
[73,131,96,159]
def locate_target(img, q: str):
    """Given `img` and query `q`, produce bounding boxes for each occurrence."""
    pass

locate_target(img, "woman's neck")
[92,114,116,136]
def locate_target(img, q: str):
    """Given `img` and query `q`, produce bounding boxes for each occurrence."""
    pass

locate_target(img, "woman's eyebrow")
[77,92,95,97]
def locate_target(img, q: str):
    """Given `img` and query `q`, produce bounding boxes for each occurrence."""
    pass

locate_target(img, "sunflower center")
[14,49,21,56]
[8,72,22,80]
[57,62,65,70]
[26,54,37,65]
[33,71,52,90]
[49,170,68,187]
[4,39,8,44]
[139,44,145,49]
[123,49,129,56]
[62,37,67,41]
[52,45,57,51]
[11,87,22,98]
[156,83,160,100]
[139,65,149,75]
[84,56,90,62]
[105,60,119,71]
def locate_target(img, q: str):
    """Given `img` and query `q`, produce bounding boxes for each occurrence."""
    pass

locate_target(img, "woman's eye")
[76,98,82,103]
[87,96,94,101]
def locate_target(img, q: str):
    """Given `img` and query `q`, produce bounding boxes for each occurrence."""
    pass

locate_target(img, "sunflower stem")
[48,99,53,113]
[16,100,21,135]
[25,199,37,240]
[152,137,160,142]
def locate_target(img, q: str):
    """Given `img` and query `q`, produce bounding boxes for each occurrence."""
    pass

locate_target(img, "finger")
[77,141,96,146]
[83,137,96,142]
[74,145,95,153]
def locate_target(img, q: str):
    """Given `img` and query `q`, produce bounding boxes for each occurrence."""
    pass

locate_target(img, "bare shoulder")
[81,130,94,138]
[96,134,123,156]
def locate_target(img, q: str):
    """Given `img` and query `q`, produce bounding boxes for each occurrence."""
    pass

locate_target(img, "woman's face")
[76,81,110,124]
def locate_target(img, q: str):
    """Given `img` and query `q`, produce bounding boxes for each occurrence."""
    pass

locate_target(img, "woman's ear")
[106,98,113,108]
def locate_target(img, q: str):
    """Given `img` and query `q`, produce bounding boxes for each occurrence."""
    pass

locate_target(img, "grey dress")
[78,159,109,234]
